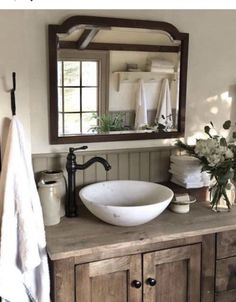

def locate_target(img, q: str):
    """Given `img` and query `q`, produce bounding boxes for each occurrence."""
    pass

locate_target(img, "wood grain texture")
[143,244,201,302]
[215,289,236,302]
[118,153,129,180]
[216,256,236,292]
[46,203,236,261]
[50,257,75,302]
[32,147,173,187]
[140,152,150,181]
[217,229,236,259]
[150,151,161,182]
[129,152,140,180]
[75,254,142,302]
[201,234,215,302]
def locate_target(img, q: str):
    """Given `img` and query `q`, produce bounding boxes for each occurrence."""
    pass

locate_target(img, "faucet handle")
[69,146,88,153]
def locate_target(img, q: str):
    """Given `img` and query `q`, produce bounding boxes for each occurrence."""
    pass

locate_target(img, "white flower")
[207,153,222,166]
[225,148,233,159]
[194,138,233,167]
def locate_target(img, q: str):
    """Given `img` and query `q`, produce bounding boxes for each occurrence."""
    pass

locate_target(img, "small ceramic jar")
[38,180,61,226]
[39,170,66,217]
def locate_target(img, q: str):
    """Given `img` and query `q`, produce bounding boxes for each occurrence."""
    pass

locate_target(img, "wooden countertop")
[46,202,236,261]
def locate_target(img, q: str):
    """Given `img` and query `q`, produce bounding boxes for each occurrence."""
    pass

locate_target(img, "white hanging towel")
[0,116,50,302]
[134,79,148,130]
[155,78,173,129]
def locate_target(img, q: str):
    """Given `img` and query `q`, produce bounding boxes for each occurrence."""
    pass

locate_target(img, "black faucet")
[66,146,111,217]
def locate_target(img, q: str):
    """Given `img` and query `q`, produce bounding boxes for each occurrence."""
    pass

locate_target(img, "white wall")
[1,10,236,154]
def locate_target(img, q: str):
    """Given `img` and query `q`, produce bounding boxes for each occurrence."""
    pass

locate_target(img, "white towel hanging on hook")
[0,116,50,302]
[155,78,173,129]
[134,79,148,130]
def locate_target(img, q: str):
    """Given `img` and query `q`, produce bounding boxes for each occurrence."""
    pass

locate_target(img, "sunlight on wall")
[210,107,218,114]
[221,91,232,107]
[206,95,218,103]
[187,90,232,145]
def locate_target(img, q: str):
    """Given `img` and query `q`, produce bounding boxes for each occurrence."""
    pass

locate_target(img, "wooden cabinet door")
[75,254,142,302]
[143,244,201,302]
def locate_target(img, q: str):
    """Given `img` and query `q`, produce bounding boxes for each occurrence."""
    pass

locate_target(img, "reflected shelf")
[113,71,178,91]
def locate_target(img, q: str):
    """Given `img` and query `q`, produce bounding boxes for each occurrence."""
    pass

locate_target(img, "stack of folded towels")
[169,155,210,188]
[146,58,175,73]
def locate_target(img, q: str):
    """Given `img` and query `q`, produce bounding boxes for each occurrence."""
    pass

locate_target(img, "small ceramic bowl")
[169,195,196,214]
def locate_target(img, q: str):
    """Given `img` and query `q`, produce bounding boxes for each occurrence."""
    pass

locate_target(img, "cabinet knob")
[146,277,157,286]
[131,280,142,288]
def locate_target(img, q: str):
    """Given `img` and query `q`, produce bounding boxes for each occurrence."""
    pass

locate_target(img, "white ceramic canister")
[38,180,61,226]
[39,170,66,217]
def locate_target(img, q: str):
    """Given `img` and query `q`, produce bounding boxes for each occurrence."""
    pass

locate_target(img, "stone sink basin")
[79,180,174,227]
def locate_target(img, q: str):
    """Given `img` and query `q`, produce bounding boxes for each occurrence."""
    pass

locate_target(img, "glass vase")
[209,179,235,212]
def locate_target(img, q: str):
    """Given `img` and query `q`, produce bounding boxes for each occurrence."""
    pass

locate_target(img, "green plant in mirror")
[89,112,126,133]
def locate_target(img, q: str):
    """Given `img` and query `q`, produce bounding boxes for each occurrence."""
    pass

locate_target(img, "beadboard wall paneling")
[32,147,178,186]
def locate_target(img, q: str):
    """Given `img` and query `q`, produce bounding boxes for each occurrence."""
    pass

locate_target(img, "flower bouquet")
[177,120,236,211]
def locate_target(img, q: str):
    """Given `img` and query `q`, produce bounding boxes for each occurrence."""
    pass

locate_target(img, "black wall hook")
[11,72,16,116]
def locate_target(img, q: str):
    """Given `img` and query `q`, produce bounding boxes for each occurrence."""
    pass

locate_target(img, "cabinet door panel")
[143,244,201,302]
[217,230,236,259]
[216,256,236,292]
[75,254,142,302]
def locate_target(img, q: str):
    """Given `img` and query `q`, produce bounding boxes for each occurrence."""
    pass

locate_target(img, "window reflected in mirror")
[57,50,108,136]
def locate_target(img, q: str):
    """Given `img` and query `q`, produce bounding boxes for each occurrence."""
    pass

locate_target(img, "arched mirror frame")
[48,15,189,144]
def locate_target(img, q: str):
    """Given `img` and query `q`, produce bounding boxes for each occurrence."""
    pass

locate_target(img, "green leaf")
[204,125,211,136]
[233,132,236,139]
[210,121,214,127]
[223,120,231,129]
[220,137,227,146]
[158,123,166,132]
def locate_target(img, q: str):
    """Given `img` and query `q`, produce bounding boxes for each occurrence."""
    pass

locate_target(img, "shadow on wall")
[186,85,236,144]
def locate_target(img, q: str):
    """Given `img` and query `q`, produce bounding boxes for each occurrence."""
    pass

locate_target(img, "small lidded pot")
[169,193,196,214]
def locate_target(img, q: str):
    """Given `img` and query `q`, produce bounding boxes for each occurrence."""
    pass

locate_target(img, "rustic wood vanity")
[46,199,236,302]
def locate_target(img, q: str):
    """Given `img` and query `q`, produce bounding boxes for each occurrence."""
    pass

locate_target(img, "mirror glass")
[49,16,189,144]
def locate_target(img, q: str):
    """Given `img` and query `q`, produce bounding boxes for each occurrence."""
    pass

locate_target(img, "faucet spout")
[66,147,111,217]
[76,157,111,171]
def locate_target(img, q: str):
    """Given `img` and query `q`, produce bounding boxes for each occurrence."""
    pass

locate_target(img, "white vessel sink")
[79,180,174,227]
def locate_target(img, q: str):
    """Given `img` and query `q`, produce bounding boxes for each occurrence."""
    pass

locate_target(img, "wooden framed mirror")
[48,15,189,144]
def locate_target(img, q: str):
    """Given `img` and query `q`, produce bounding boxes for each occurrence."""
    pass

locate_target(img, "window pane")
[57,61,62,86]
[82,61,97,86]
[58,113,63,136]
[64,114,80,134]
[64,88,80,112]
[64,61,80,86]
[82,88,97,111]
[58,88,62,112]
[82,113,97,134]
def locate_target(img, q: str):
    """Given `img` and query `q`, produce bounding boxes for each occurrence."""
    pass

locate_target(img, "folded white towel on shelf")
[149,67,175,73]
[155,78,172,128]
[0,116,50,302]
[169,163,202,175]
[169,170,202,183]
[170,155,200,165]
[147,58,174,68]
[171,176,205,189]
[134,79,148,130]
